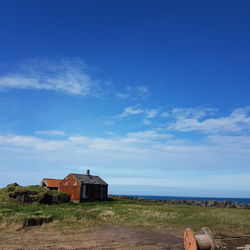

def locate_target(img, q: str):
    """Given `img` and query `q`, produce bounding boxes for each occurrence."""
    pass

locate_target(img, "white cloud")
[208,135,250,146]
[136,86,149,98]
[0,134,68,150]
[1,131,250,193]
[0,58,152,100]
[0,134,41,147]
[115,93,130,99]
[120,106,144,117]
[0,58,101,96]
[137,86,148,93]
[0,130,249,167]
[142,119,152,125]
[127,130,172,140]
[0,131,172,154]
[35,130,66,136]
[115,85,150,100]
[115,105,250,134]
[161,112,169,118]
[145,109,159,118]
[172,107,217,119]
[168,107,250,134]
[119,106,159,122]
[207,135,250,155]
[137,86,150,99]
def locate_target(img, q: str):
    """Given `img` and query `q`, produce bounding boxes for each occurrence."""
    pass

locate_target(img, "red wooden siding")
[59,175,81,202]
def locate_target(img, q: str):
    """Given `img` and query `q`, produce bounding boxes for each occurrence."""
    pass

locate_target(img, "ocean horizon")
[116,194,250,204]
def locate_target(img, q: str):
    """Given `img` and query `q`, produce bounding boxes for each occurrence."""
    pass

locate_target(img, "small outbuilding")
[41,170,108,202]
[41,178,62,190]
[59,170,108,202]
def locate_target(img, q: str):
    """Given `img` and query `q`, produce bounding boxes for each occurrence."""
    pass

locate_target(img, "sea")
[119,195,250,204]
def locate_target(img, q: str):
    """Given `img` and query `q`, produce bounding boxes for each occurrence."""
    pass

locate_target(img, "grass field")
[1,186,250,235]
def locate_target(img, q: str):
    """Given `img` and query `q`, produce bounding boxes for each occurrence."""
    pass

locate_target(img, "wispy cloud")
[145,109,159,118]
[172,107,217,119]
[0,58,102,96]
[115,85,150,100]
[111,105,250,135]
[126,130,172,140]
[0,58,151,101]
[119,106,159,120]
[119,106,144,117]
[1,128,250,196]
[1,130,250,192]
[0,130,173,153]
[35,130,66,136]
[115,93,130,99]
[161,112,169,118]
[136,86,150,98]
[142,119,152,125]
[168,107,250,134]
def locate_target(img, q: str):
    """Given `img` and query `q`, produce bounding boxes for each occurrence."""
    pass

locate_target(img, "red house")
[57,170,108,202]
[41,170,108,202]
[41,178,62,190]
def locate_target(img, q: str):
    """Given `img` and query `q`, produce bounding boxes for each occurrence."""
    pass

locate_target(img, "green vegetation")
[1,186,250,234]
[4,184,69,204]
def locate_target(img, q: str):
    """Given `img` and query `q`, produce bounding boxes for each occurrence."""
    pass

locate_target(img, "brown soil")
[216,235,250,250]
[0,224,249,249]
[0,224,183,249]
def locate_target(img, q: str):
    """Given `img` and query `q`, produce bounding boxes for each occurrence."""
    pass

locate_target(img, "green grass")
[1,186,250,234]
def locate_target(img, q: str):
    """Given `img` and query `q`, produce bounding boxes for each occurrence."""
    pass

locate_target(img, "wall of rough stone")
[110,195,250,209]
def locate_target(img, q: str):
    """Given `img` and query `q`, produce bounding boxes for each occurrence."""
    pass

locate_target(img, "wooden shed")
[58,170,108,202]
[41,178,62,190]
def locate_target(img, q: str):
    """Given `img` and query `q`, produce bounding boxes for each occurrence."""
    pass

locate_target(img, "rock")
[9,190,35,202]
[8,185,70,205]
[23,215,53,227]
[108,195,250,209]
[207,200,217,207]
[39,192,70,205]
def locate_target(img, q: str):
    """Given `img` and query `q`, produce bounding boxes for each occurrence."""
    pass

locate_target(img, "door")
[81,185,88,199]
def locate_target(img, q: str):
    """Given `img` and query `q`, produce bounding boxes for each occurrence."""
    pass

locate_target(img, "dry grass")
[1,186,250,235]
[99,210,116,220]
[141,210,179,219]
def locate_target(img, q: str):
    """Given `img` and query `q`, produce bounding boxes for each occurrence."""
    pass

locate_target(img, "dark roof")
[70,174,108,185]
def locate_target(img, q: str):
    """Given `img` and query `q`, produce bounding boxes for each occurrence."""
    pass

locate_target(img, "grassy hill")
[1,185,250,236]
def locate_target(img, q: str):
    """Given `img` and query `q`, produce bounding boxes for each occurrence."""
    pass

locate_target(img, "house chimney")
[86,169,90,175]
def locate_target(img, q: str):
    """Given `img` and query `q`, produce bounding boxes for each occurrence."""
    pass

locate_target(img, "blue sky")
[0,0,250,197]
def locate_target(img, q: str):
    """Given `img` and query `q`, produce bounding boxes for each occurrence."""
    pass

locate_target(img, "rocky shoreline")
[110,195,250,209]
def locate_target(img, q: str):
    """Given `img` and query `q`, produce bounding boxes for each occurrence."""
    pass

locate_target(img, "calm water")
[119,195,250,204]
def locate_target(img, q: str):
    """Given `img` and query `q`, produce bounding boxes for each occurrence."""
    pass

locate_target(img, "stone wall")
[110,195,250,209]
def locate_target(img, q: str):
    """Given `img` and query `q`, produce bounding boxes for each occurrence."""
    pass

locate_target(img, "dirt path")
[0,224,183,249]
[1,224,249,249]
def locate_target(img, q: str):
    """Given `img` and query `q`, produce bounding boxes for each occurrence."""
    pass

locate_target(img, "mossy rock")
[23,215,53,227]
[8,185,70,205]
[39,191,70,205]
